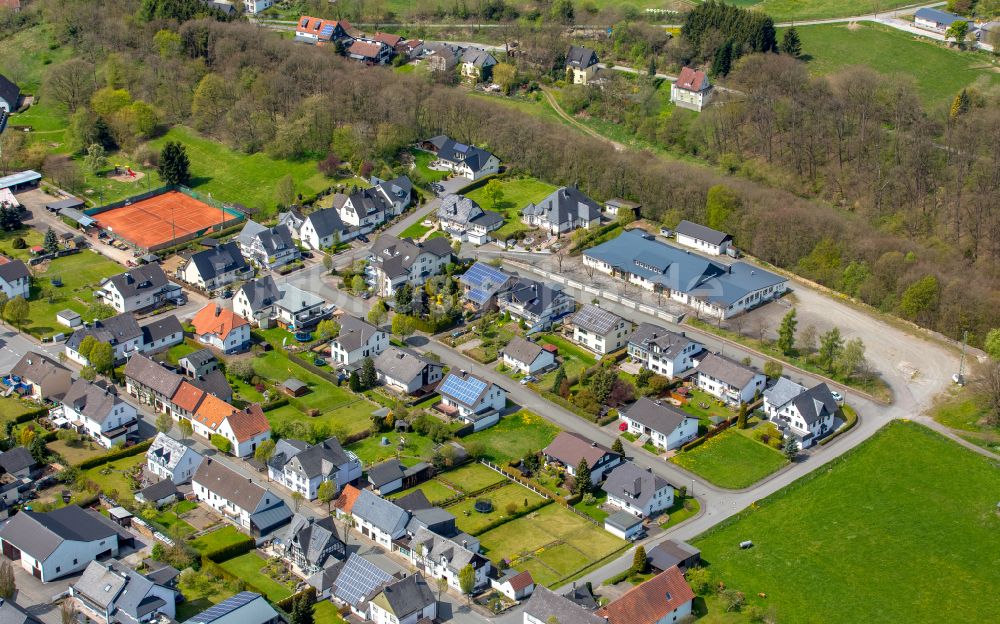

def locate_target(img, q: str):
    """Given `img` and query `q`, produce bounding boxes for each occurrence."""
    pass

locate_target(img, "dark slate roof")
[237,276,281,313]
[305,207,345,239]
[566,45,598,68]
[0,505,118,560]
[143,561,180,586]
[283,437,353,479]
[438,193,483,225]
[373,175,412,204]
[0,447,35,474]
[333,315,383,352]
[696,353,759,389]
[791,383,839,426]
[469,211,504,228]
[602,462,671,509]
[66,312,142,352]
[189,369,233,402]
[179,348,216,368]
[352,488,409,534]
[102,264,170,299]
[621,398,691,436]
[499,278,567,318]
[462,48,497,68]
[0,259,29,284]
[9,352,69,395]
[763,376,805,410]
[276,514,343,567]
[124,353,183,398]
[522,186,601,226]
[675,220,732,246]
[193,458,274,512]
[0,73,20,109]
[343,187,391,221]
[435,137,497,174]
[141,314,182,344]
[394,489,433,511]
[543,431,619,471]
[371,235,453,279]
[629,323,697,359]
[502,336,545,366]
[375,347,439,385]
[62,379,126,424]
[377,574,435,618]
[571,304,624,335]
[646,539,700,571]
[138,479,179,502]
[367,459,415,489]
[562,583,600,610]
[914,7,970,25]
[187,242,248,281]
[524,586,605,624]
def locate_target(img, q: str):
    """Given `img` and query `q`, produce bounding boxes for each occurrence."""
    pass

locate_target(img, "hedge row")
[275,586,316,612]
[412,314,460,334]
[76,439,153,470]
[261,397,290,412]
[13,407,49,424]
[203,536,256,563]
[605,568,633,586]
[569,221,622,255]
[541,390,602,423]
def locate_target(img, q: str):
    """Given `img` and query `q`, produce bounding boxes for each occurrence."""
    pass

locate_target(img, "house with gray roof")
[179,241,252,293]
[147,432,203,484]
[460,48,497,82]
[0,505,121,582]
[763,376,806,418]
[237,221,299,270]
[437,370,507,431]
[0,597,43,624]
[0,73,20,113]
[570,304,631,355]
[646,539,701,572]
[65,312,143,366]
[183,591,279,624]
[95,263,181,313]
[374,346,444,395]
[0,258,29,299]
[437,194,503,243]
[367,459,431,496]
[124,353,183,413]
[350,489,410,550]
[914,7,973,33]
[327,554,397,617]
[267,436,362,499]
[178,349,218,378]
[426,136,501,180]
[271,514,345,575]
[628,322,703,378]
[0,447,37,479]
[336,186,391,232]
[368,234,453,297]
[566,45,600,84]
[766,381,840,449]
[372,175,413,213]
[192,458,291,538]
[233,276,331,330]
[695,352,766,405]
[330,314,388,367]
[140,314,184,354]
[56,379,139,449]
[583,229,788,319]
[405,527,491,592]
[71,559,177,624]
[675,219,733,256]
[602,461,674,518]
[523,586,606,624]
[368,573,437,624]
[496,277,574,330]
[298,207,345,250]
[459,261,515,311]
[501,336,555,375]
[135,478,179,507]
[6,351,72,401]
[521,186,602,234]
[619,397,699,451]
[543,431,622,482]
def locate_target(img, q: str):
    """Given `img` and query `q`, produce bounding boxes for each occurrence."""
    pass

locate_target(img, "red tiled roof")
[191,305,248,341]
[225,403,270,442]
[348,40,384,59]
[335,484,361,514]
[171,380,207,413]
[507,570,534,592]
[192,392,234,432]
[541,343,558,353]
[597,566,696,624]
[373,32,402,47]
[675,67,708,92]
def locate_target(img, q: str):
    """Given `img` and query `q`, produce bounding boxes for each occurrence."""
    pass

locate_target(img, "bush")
[210,434,232,454]
[203,536,255,563]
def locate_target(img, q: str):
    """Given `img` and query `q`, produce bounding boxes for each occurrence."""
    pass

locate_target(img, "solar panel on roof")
[334,556,392,607]
[462,262,507,289]
[441,373,488,406]
[186,591,259,624]
[321,25,335,37]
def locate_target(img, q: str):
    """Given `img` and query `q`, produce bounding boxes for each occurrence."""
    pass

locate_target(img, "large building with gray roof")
[368,234,453,297]
[584,228,788,319]
[524,585,606,624]
[71,559,177,624]
[94,263,181,313]
[330,314,389,367]
[351,488,410,549]
[521,186,602,234]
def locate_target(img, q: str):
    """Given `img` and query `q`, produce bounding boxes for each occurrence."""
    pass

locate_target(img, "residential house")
[277,208,305,240]
[243,0,274,15]
[238,221,300,270]
[604,509,643,540]
[0,257,29,298]
[914,7,972,33]
[372,31,403,52]
[368,234,453,297]
[147,432,203,484]
[523,586,606,624]
[583,229,788,319]
[298,208,345,250]
[64,313,143,366]
[566,45,599,84]
[0,597,42,624]
[501,336,555,375]
[330,315,388,367]
[424,43,462,72]
[399,38,424,59]
[135,479,179,508]
[179,242,252,293]
[407,527,491,592]
[324,554,395,617]
[570,304,631,355]
[203,1,236,17]
[351,488,410,549]
[437,370,506,431]
[123,353,184,413]
[233,276,331,330]
[0,505,121,582]
[458,262,515,311]
[184,591,280,624]
[334,184,403,234]
[0,447,37,479]
[619,398,699,451]
[57,379,139,449]
[604,198,641,219]
[333,483,362,520]
[426,136,501,181]
[0,73,19,112]
[492,570,535,601]
[347,39,393,64]
[437,194,503,244]
[367,459,431,496]
[95,264,181,313]
[521,186,602,235]
[71,559,177,624]
[628,323,703,378]
[368,573,437,624]
[191,304,251,354]
[543,431,622,482]
[192,458,291,537]
[596,566,695,624]
[403,506,465,541]
[7,351,72,401]
[191,397,271,458]
[272,514,345,575]
[764,380,840,449]
[695,352,766,405]
[646,540,701,573]
[461,48,497,81]
[496,278,574,330]
[603,461,674,518]
[670,66,712,112]
[140,314,184,354]
[267,436,362,499]
[294,16,359,45]
[374,346,444,395]
[178,348,218,378]
[674,220,733,256]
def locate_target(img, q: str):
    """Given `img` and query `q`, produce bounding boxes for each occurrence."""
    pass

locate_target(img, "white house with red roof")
[596,566,695,624]
[191,304,251,354]
[670,67,713,112]
[347,39,393,65]
[492,569,535,601]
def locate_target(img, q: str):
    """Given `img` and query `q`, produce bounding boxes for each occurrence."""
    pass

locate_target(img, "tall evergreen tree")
[43,227,59,253]
[158,141,191,185]
[711,40,733,77]
[574,458,592,495]
[781,27,802,58]
[776,308,798,355]
[612,437,625,455]
[631,545,648,574]
[360,357,377,390]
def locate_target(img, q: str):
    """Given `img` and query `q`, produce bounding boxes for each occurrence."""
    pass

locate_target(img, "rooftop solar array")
[440,373,488,406]
[460,262,511,306]
[333,555,393,607]
[186,591,259,624]
[321,24,335,37]
[572,304,623,335]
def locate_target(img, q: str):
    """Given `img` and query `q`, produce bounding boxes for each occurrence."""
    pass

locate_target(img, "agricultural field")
[465,176,557,240]
[759,0,935,21]
[462,410,561,463]
[788,23,1000,107]
[670,429,788,489]
[693,421,1000,622]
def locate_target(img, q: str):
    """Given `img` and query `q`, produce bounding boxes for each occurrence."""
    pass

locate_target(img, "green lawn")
[448,482,549,535]
[23,250,127,338]
[164,340,201,365]
[149,126,332,215]
[0,24,73,92]
[670,429,788,489]
[399,209,436,239]
[175,574,241,622]
[80,454,144,496]
[47,438,106,465]
[679,387,737,427]
[760,0,936,21]
[218,552,293,602]
[463,410,561,463]
[192,526,248,554]
[409,149,450,185]
[0,397,43,423]
[536,333,597,367]
[465,176,556,240]
[152,506,196,538]
[572,489,609,522]
[788,23,1000,106]
[929,387,1000,453]
[693,421,1000,622]
[436,462,507,492]
[313,600,349,624]
[0,228,45,262]
[347,430,439,467]
[391,479,461,505]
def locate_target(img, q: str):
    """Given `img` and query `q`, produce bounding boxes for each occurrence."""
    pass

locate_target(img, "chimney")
[632,477,642,496]
[215,305,222,317]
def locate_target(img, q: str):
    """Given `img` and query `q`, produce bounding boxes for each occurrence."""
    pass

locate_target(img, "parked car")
[830,390,844,403]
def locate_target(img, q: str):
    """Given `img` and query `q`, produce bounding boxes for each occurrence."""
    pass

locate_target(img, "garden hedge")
[261,397,290,412]
[13,407,49,424]
[203,536,255,563]
[819,405,858,446]
[75,439,153,470]
[275,586,316,611]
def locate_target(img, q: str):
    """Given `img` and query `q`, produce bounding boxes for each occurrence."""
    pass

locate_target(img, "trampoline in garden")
[474,499,493,513]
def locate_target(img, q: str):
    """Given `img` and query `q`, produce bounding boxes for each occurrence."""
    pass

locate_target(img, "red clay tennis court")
[94,190,233,250]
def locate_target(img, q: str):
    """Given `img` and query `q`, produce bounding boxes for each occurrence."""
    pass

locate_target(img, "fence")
[479,460,603,528]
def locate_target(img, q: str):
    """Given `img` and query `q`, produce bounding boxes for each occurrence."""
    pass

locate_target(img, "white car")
[830,390,843,403]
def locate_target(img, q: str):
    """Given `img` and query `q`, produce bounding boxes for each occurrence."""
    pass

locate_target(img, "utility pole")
[957,330,968,385]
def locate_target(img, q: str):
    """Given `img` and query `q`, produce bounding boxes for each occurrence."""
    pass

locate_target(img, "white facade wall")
[63,400,138,449]
[502,350,554,375]
[696,371,765,405]
[607,485,674,518]
[331,330,389,366]
[573,323,629,355]
[369,600,436,624]
[623,415,699,451]
[0,275,29,299]
[147,447,203,484]
[675,232,729,256]
[19,538,120,582]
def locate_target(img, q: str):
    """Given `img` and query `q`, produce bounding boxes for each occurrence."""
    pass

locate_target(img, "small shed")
[59,207,96,229]
[45,197,84,212]
[604,510,643,540]
[57,309,82,328]
[282,378,309,397]
[108,506,133,528]
[136,479,179,508]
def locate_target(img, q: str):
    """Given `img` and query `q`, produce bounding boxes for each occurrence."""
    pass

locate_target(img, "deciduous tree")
[817,327,843,371]
[4,296,28,333]
[458,564,476,603]
[317,480,337,512]
[156,412,174,433]
[178,418,193,439]
[254,439,276,478]
[0,559,15,600]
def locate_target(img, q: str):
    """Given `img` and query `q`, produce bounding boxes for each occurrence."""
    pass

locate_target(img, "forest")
[0,0,997,346]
